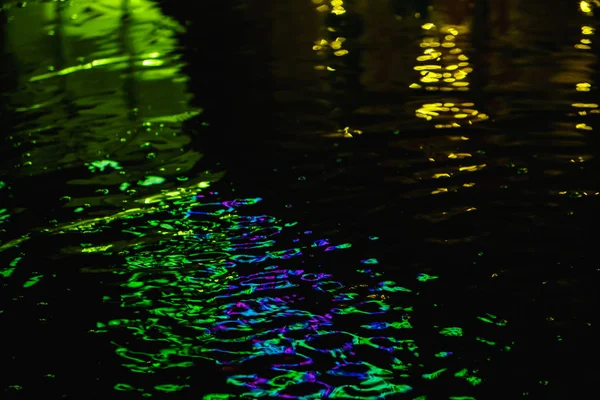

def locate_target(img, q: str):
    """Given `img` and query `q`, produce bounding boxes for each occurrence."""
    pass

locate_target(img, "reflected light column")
[311,0,364,138]
[410,19,489,130]
[571,3,599,135]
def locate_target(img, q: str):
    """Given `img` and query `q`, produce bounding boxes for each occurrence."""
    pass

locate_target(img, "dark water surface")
[0,0,597,398]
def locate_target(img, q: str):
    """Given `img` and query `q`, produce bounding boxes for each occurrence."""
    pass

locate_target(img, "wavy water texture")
[0,1,597,399]
[76,194,509,398]
[0,0,209,251]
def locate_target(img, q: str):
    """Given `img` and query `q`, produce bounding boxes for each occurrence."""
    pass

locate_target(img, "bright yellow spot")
[340,126,362,137]
[331,0,346,15]
[416,108,439,117]
[424,49,442,57]
[415,65,443,71]
[448,153,472,159]
[576,123,593,130]
[422,23,436,30]
[420,42,441,48]
[421,75,440,83]
[330,38,345,49]
[580,1,592,13]
[459,164,486,172]
[582,26,595,35]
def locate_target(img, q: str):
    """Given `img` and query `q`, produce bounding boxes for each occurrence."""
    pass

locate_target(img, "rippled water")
[0,0,597,399]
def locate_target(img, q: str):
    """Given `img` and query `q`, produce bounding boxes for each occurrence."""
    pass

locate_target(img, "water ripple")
[83,194,512,398]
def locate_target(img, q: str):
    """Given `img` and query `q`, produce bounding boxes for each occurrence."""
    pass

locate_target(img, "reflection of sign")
[4,0,202,180]
[579,1,600,15]
[415,102,488,129]
[411,24,472,92]
[570,15,597,134]
[411,22,488,128]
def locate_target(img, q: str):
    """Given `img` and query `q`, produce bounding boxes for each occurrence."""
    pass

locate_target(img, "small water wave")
[1,1,596,399]
[80,193,512,398]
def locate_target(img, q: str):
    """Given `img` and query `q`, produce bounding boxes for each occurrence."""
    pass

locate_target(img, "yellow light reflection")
[331,0,346,15]
[582,26,595,35]
[576,82,591,92]
[448,153,472,159]
[576,123,593,130]
[459,164,487,172]
[570,8,596,146]
[410,21,485,129]
[571,12,597,138]
[580,1,592,13]
[313,36,348,58]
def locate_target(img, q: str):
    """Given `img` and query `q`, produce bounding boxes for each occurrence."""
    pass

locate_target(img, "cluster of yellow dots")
[312,37,348,58]
[575,25,595,50]
[415,102,489,128]
[311,0,346,15]
[410,25,472,92]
